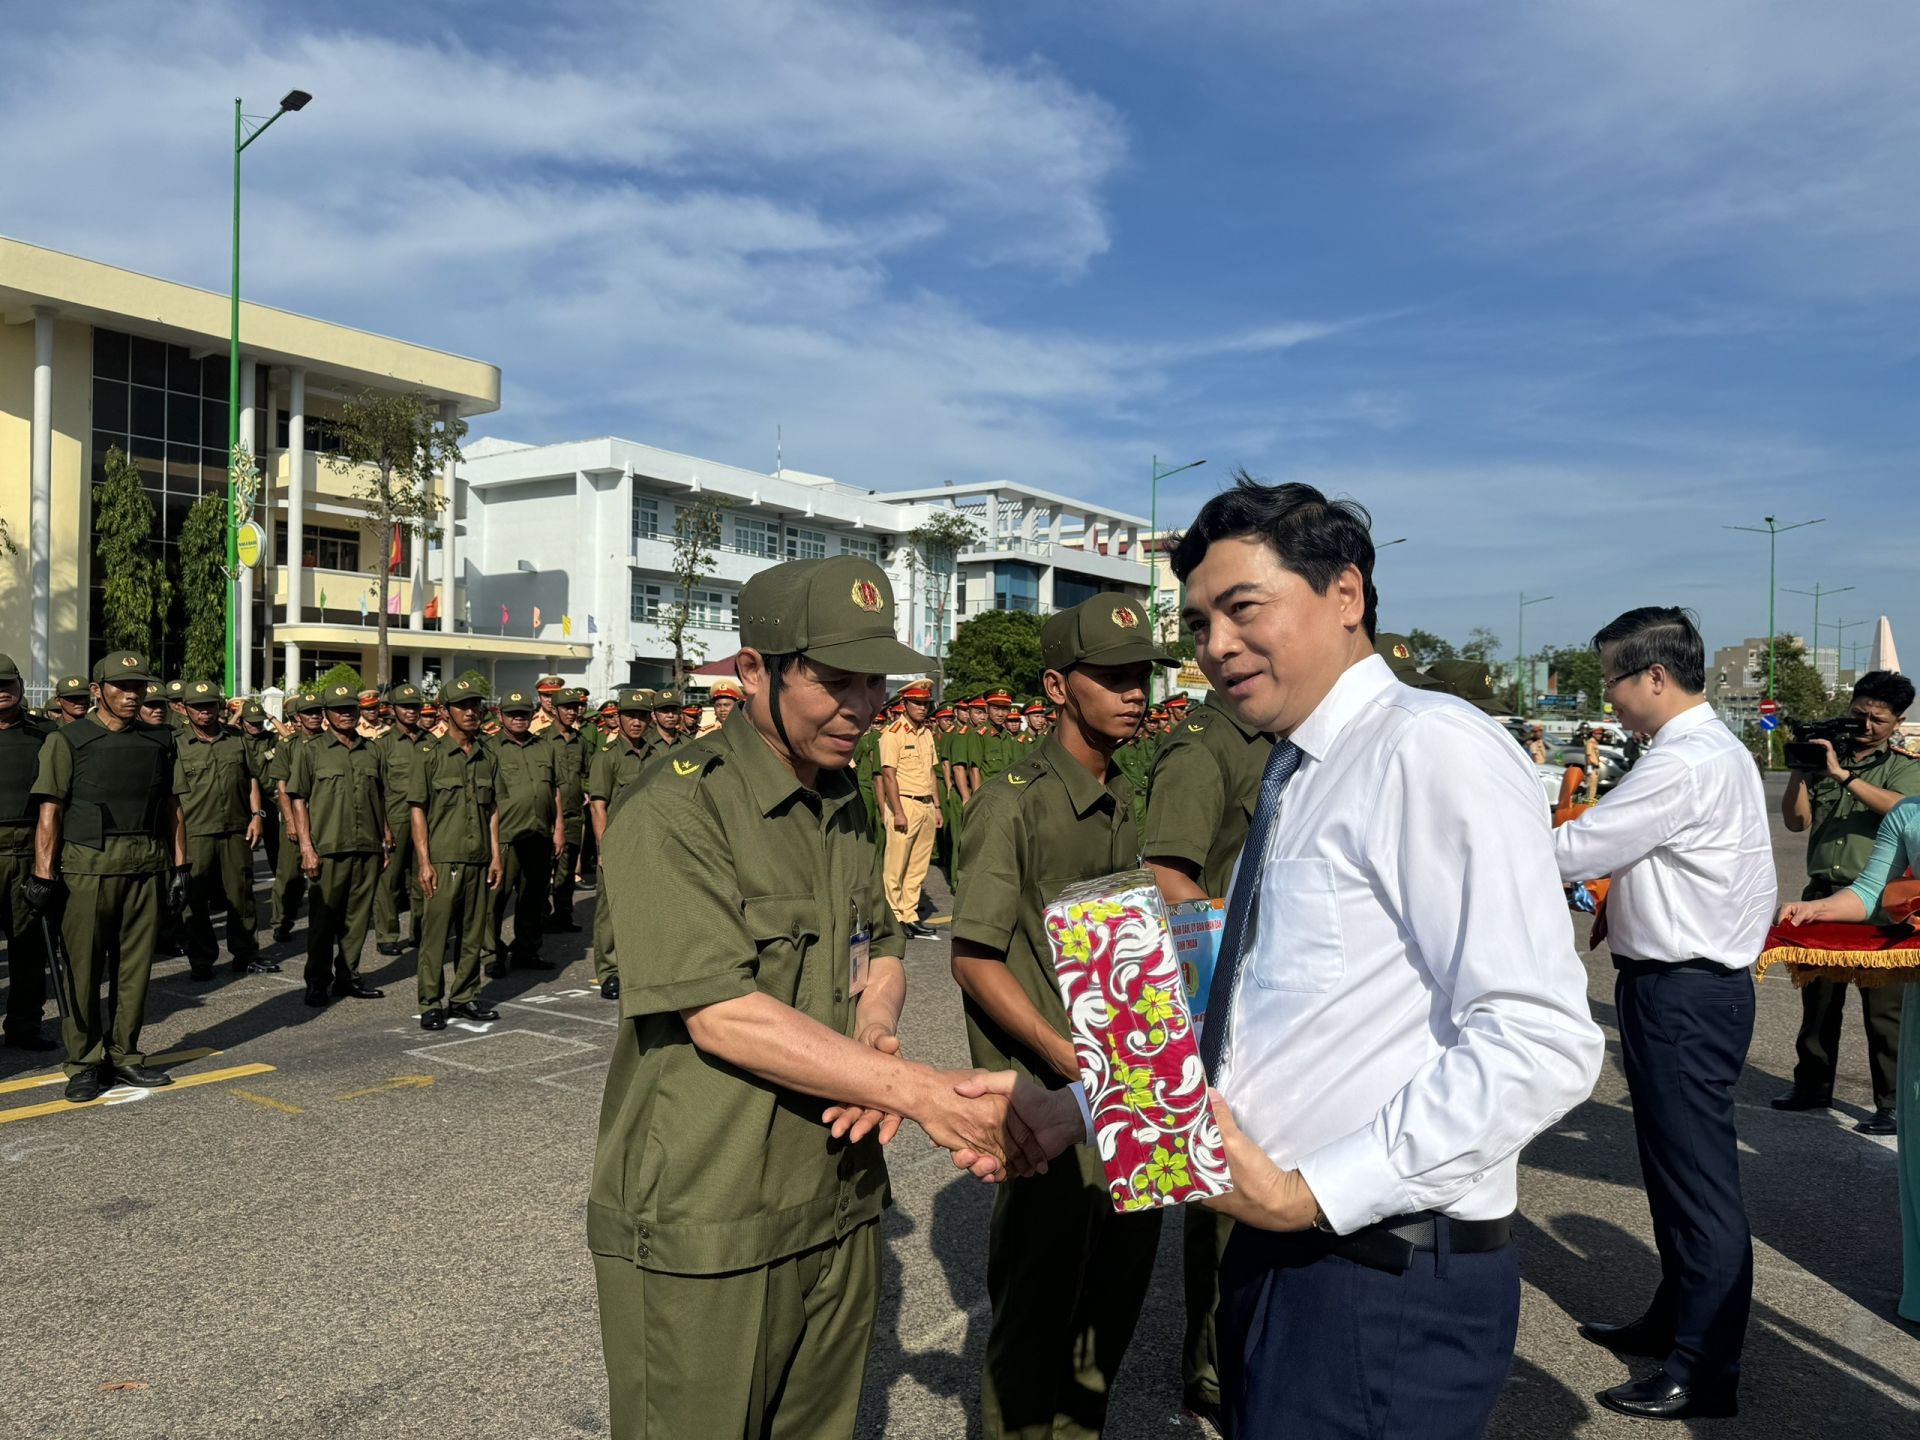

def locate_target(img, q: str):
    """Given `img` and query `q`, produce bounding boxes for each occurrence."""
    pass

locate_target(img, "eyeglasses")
[1601,665,1650,693]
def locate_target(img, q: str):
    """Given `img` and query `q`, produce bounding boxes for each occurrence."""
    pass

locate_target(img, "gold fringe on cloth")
[1756,946,1920,989]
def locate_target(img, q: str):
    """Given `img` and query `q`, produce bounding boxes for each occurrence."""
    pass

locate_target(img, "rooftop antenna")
[776,424,782,476]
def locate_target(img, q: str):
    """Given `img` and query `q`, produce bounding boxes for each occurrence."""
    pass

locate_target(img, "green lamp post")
[1726,514,1823,766]
[1147,455,1204,700]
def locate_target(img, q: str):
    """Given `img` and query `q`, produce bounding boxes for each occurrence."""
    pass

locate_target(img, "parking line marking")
[0,1063,276,1124]
[0,1047,223,1097]
[231,1088,304,1115]
[0,1072,65,1097]
[337,1075,436,1101]
[499,999,619,1027]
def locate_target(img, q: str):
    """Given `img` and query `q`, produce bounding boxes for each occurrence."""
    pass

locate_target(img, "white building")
[459,441,1159,696]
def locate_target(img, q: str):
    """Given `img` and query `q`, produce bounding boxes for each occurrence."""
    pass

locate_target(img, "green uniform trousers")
[57,870,162,1076]
[594,1220,881,1440]
[372,809,420,944]
[182,832,260,971]
[271,819,308,932]
[307,852,381,993]
[552,827,582,924]
[417,860,489,1008]
[1180,1205,1232,1406]
[0,846,49,1039]
[592,879,617,983]
[981,1145,1163,1440]
[490,832,554,965]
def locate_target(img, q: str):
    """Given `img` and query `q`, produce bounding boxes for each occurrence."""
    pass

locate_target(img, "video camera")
[1783,713,1868,772]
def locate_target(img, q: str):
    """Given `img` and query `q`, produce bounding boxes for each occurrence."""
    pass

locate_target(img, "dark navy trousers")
[1613,957,1755,1389]
[1218,1221,1519,1438]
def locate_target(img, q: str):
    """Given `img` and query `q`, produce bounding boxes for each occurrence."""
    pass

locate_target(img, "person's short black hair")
[1169,470,1379,639]
[1851,669,1915,718]
[1591,606,1705,694]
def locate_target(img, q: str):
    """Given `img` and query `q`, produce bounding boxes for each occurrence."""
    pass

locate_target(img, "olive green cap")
[387,683,425,706]
[182,679,224,705]
[614,687,653,714]
[0,653,18,682]
[165,679,185,699]
[648,687,682,712]
[557,687,589,703]
[319,683,359,709]
[441,678,486,707]
[241,701,268,722]
[738,556,930,676]
[1425,658,1504,713]
[1040,594,1175,672]
[93,650,158,684]
[56,675,90,698]
[1375,633,1448,692]
[499,689,536,714]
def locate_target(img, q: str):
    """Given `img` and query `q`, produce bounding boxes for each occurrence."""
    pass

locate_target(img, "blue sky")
[7,1,1916,663]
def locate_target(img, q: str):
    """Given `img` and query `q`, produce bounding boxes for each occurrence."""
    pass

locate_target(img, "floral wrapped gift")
[1044,869,1233,1213]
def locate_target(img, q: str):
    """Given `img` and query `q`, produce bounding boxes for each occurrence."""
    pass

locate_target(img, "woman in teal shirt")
[1780,795,1920,1321]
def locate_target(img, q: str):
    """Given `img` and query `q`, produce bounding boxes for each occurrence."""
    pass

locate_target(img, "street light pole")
[227,89,311,696]
[1784,581,1853,691]
[1148,455,1204,700]
[1515,592,1551,715]
[1726,514,1822,767]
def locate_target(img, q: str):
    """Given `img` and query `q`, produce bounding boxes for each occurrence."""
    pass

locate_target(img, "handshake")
[821,1037,1087,1183]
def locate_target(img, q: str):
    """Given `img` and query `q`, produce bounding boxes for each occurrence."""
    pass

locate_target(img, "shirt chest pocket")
[741,893,826,1011]
[1250,857,1346,994]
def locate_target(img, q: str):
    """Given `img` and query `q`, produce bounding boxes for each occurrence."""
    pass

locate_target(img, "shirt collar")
[1038,733,1123,817]
[319,729,362,750]
[1287,654,1397,762]
[1651,701,1715,748]
[719,710,857,820]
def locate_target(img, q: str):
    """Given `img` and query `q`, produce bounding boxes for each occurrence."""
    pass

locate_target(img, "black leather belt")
[1334,1212,1510,1274]
[1613,954,1746,978]
[902,794,935,803]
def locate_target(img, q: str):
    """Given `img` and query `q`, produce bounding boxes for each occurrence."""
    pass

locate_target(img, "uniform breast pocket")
[1250,857,1346,994]
[473,782,495,809]
[741,893,824,1006]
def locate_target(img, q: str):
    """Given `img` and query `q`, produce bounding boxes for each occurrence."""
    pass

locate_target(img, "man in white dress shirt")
[1554,606,1774,1421]
[1162,475,1604,1438]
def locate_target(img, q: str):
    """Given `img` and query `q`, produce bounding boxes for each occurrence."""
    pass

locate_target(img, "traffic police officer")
[546,686,591,931]
[408,678,503,1030]
[0,654,55,1049]
[287,684,390,1005]
[589,555,1023,1440]
[879,678,941,939]
[269,693,324,943]
[1139,692,1274,1427]
[701,676,741,735]
[176,679,267,978]
[26,651,190,1100]
[487,690,565,974]
[949,593,1175,1440]
[586,687,655,1000]
[531,675,566,735]
[372,684,435,957]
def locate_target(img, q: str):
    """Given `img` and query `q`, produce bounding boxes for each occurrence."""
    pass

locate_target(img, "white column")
[440,401,460,633]
[283,367,306,687]
[237,359,257,692]
[238,566,255,693]
[260,376,278,678]
[408,512,426,631]
[29,309,54,689]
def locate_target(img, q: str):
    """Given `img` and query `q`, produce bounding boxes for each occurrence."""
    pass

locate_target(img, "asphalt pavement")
[3,771,1917,1438]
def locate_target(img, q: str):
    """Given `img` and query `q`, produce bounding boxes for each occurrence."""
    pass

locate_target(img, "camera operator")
[1775,670,1920,1134]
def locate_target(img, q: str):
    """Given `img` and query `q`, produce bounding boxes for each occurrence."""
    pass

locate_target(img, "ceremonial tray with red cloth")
[1756,917,1920,989]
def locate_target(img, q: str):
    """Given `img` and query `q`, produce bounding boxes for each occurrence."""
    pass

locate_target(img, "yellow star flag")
[562,614,573,637]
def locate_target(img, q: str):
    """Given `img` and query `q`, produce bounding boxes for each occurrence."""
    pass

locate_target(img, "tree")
[314,661,365,694]
[1751,638,1838,726]
[451,667,490,698]
[1461,626,1502,662]
[175,494,229,683]
[327,390,466,689]
[945,610,1046,698]
[1545,646,1606,713]
[1405,628,1457,666]
[908,509,985,698]
[95,445,170,657]
[665,495,727,689]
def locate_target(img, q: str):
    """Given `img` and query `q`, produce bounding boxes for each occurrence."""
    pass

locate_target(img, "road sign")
[1760,714,1780,732]
[1758,698,1779,718]
[235,521,263,568]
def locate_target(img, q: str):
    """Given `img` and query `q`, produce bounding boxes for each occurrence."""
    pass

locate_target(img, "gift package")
[1043,869,1233,1213]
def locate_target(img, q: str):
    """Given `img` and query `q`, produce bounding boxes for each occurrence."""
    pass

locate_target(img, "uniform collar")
[1651,701,1714,748]
[1200,698,1265,744]
[182,727,229,745]
[720,710,858,820]
[497,729,540,746]
[318,729,363,750]
[1287,654,1395,763]
[1038,733,1124,817]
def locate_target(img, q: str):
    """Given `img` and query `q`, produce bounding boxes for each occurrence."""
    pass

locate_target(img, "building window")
[732,515,779,558]
[689,588,736,629]
[787,525,827,560]
[840,534,879,564]
[1052,568,1105,611]
[274,522,364,573]
[631,578,663,624]
[274,410,347,454]
[632,493,660,545]
[995,563,1040,613]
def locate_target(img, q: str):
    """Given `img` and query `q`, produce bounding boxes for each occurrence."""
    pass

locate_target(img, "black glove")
[166,864,191,914]
[22,873,64,917]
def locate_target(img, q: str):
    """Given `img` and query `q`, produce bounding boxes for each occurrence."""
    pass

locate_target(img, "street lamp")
[1148,455,1204,699]
[227,88,312,695]
[1726,514,1823,766]
[1784,582,1853,691]
[1514,592,1551,715]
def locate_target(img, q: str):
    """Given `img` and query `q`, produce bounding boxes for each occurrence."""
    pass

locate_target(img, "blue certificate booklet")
[1168,898,1226,1036]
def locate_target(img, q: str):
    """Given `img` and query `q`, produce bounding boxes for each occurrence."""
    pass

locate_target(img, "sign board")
[1758,698,1779,718]
[235,521,264,568]
[1760,714,1780,732]
[1174,663,1211,692]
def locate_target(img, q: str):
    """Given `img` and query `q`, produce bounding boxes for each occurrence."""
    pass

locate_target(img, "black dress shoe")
[3,1031,58,1052]
[189,966,215,981]
[65,1070,105,1102]
[450,1000,499,1022]
[511,954,556,970]
[420,1009,447,1031]
[1770,1088,1832,1111]
[1597,1370,1736,1420]
[332,980,386,1000]
[114,1063,174,1088]
[601,976,620,1001]
[902,921,938,940]
[1577,1316,1673,1358]
[1857,1108,1898,1135]
[246,957,282,974]
[375,941,409,957]
[271,922,294,943]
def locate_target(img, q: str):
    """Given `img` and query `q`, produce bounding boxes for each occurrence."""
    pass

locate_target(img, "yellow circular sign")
[236,521,263,568]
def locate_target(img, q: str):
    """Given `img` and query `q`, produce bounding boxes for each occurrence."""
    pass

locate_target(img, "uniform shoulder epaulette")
[661,740,725,782]
[1177,707,1216,736]
[1892,744,1918,759]
[1003,755,1049,789]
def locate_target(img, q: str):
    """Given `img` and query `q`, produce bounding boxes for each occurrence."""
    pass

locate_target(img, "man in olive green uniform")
[586,688,656,1000]
[546,687,591,932]
[590,555,1024,1440]
[239,702,281,882]
[0,654,55,1049]
[175,680,267,978]
[646,688,683,753]
[408,679,503,1030]
[1139,694,1274,1427]
[26,652,190,1100]
[487,690,566,974]
[53,675,90,726]
[372,684,434,957]
[270,693,324,942]
[950,594,1175,1440]
[287,684,391,1005]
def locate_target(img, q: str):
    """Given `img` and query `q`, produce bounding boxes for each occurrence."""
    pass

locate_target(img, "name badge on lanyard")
[848,904,872,998]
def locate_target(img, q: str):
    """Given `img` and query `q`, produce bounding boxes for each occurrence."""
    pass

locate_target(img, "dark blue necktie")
[1199,738,1301,1080]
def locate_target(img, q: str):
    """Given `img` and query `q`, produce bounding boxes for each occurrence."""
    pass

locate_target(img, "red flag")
[425,595,441,621]
[501,603,510,629]
[389,526,404,571]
